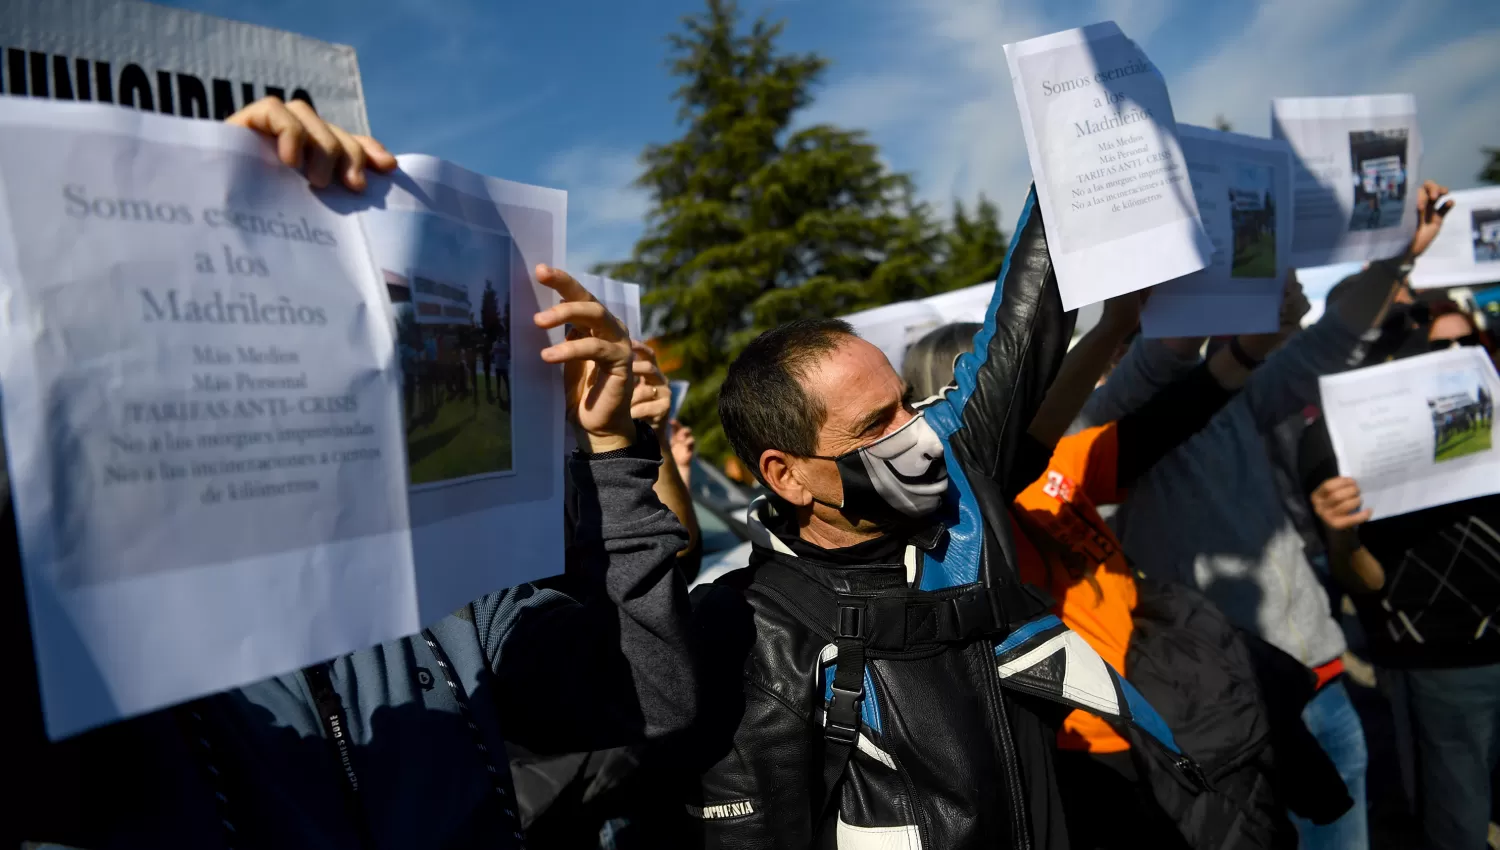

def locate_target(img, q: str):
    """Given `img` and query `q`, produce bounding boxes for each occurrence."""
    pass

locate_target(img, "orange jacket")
[1010,424,1137,753]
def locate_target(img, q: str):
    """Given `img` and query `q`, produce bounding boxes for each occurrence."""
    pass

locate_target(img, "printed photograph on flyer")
[1346,128,1409,233]
[1472,207,1500,264]
[1228,160,1276,279]
[366,209,517,489]
[1428,368,1495,464]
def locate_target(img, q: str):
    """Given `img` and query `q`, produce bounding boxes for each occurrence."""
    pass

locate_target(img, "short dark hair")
[719,319,857,479]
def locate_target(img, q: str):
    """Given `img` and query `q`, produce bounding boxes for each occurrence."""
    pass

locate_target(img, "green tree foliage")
[1482,147,1500,185]
[599,0,1006,460]
[941,196,1011,294]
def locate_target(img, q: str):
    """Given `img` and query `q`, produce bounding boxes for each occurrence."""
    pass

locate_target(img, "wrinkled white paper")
[0,100,412,739]
[1272,95,1421,267]
[1319,347,1500,520]
[1411,186,1500,290]
[346,155,568,628]
[1004,21,1210,310]
[0,102,571,738]
[1141,125,1294,338]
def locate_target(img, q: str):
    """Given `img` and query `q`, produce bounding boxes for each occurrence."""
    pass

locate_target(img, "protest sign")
[1272,95,1420,267]
[0,0,369,134]
[1004,20,1210,310]
[1411,186,1500,290]
[0,101,567,738]
[353,154,567,629]
[1141,125,1293,338]
[1319,347,1500,520]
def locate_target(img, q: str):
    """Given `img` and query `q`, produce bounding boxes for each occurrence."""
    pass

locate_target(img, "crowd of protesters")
[7,95,1500,850]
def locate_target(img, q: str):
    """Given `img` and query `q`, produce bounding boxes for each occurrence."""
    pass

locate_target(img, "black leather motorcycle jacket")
[684,188,1198,850]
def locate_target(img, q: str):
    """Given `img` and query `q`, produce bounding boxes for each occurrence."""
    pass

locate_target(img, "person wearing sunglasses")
[1300,299,1500,850]
[1425,300,1491,353]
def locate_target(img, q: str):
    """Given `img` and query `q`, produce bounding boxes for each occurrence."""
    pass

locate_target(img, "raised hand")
[628,341,672,431]
[1405,179,1454,262]
[226,96,396,191]
[532,265,637,453]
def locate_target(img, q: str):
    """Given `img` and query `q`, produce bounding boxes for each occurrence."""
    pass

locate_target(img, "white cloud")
[542,146,650,273]
[801,0,1049,216]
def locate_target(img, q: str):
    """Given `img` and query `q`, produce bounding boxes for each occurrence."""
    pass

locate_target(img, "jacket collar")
[745,496,948,583]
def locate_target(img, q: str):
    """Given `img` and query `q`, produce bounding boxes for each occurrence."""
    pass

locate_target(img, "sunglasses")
[1429,333,1483,352]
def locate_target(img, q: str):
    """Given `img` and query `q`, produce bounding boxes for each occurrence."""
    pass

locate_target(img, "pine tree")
[599,0,959,460]
[1482,147,1500,184]
[939,196,1010,291]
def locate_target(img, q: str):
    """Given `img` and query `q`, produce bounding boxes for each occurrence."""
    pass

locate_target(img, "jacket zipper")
[978,637,1032,850]
[868,667,932,849]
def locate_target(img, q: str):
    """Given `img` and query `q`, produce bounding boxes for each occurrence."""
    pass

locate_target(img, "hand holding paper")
[534,265,638,453]
[1402,179,1455,263]
[1412,186,1500,289]
[1310,477,1372,531]
[226,97,395,191]
[1319,347,1500,519]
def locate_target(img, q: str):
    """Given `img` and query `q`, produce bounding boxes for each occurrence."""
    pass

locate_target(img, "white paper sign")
[1272,95,1421,268]
[0,102,569,738]
[1411,186,1500,290]
[1004,20,1210,310]
[1319,347,1500,520]
[1141,126,1294,338]
[0,0,370,134]
[0,100,410,738]
[350,154,567,628]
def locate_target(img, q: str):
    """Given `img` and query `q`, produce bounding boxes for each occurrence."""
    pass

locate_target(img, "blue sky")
[161,0,1500,279]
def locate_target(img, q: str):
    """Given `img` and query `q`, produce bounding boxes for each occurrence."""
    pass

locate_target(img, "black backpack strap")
[751,560,1003,655]
[818,602,866,830]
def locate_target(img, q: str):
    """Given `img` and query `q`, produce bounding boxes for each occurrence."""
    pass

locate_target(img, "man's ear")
[761,450,812,507]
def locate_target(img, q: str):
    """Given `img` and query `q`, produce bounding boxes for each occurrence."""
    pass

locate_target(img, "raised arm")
[484,266,695,753]
[1239,180,1453,431]
[1026,292,1143,448]
[630,342,702,560]
[932,186,1075,485]
[1041,276,1309,495]
[1076,333,1202,430]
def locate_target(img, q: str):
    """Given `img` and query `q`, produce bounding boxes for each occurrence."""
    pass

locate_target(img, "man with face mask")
[681,189,1194,850]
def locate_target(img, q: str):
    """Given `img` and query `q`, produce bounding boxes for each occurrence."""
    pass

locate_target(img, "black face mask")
[806,411,949,526]
[1362,302,1432,366]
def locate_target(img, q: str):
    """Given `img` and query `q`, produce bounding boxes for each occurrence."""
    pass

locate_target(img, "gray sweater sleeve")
[1074,336,1202,431]
[1239,261,1402,432]
[477,453,694,753]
